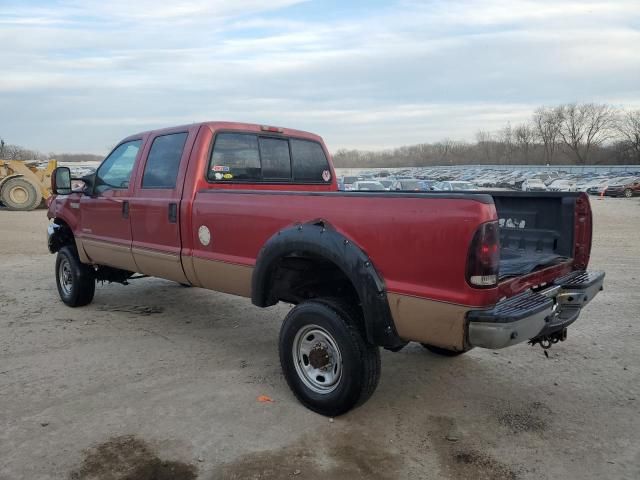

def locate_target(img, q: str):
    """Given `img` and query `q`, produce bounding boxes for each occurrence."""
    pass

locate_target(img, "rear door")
[129,129,194,283]
[79,139,143,271]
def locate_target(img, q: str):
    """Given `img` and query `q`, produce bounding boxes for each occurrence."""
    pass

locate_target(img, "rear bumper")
[467,270,605,349]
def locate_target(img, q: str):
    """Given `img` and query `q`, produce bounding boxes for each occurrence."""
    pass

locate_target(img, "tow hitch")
[529,328,568,356]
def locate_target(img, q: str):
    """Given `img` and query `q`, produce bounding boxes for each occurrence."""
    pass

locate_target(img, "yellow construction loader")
[0,159,57,211]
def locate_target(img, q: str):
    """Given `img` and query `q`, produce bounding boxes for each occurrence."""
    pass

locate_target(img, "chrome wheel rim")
[624,189,632,198]
[58,258,73,296]
[292,325,343,394]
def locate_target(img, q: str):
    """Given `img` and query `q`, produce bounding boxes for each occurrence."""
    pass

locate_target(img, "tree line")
[333,103,640,168]
[2,103,639,167]
[0,139,103,163]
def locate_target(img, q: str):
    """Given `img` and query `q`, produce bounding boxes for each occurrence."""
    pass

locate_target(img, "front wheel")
[279,299,381,416]
[55,246,96,307]
[624,188,633,198]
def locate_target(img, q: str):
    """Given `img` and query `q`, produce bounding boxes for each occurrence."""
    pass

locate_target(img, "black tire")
[55,246,96,307]
[0,177,41,211]
[623,188,633,198]
[279,299,381,416]
[421,343,468,357]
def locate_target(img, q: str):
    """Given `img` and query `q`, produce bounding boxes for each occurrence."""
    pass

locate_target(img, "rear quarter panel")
[188,191,499,308]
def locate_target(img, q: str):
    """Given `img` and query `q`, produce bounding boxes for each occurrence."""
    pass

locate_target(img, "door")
[80,139,142,271]
[129,131,192,283]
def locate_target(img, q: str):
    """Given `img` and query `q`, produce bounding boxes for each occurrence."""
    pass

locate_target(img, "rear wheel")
[624,188,633,198]
[55,246,95,307]
[421,343,469,357]
[279,299,381,416]
[0,177,41,211]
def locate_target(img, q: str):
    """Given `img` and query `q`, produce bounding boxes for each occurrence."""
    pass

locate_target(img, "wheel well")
[49,219,75,253]
[266,252,361,307]
[252,222,404,349]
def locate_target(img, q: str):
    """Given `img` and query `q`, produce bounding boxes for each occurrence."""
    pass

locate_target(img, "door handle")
[168,203,177,223]
[122,201,129,219]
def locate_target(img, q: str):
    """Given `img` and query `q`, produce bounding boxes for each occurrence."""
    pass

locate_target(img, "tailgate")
[490,191,593,297]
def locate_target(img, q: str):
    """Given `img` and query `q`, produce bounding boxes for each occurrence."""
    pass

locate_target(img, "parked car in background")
[433,181,478,191]
[342,176,359,191]
[587,177,631,196]
[417,179,437,191]
[391,179,422,190]
[547,179,577,192]
[522,178,548,192]
[603,177,640,198]
[587,180,613,195]
[374,178,394,190]
[353,180,386,191]
[576,178,606,192]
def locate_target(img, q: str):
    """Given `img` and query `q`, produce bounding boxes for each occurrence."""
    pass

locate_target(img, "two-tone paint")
[47,121,593,352]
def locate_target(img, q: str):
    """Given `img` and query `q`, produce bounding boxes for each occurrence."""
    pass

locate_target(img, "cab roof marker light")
[261,125,284,133]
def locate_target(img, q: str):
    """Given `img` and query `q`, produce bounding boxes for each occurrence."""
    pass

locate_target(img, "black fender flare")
[251,222,404,348]
[48,218,75,253]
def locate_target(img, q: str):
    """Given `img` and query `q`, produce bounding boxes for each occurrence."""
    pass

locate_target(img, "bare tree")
[498,123,515,164]
[616,109,640,163]
[434,138,455,164]
[533,106,562,164]
[557,102,616,164]
[475,130,493,163]
[514,123,535,164]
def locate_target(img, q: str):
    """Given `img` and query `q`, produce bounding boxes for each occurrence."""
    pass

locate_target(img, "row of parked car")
[338,167,640,198]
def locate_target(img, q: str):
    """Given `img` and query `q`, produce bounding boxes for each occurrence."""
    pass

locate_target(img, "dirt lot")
[0,198,639,480]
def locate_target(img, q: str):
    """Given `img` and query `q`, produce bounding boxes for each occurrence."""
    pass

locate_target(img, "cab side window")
[94,140,142,193]
[142,133,188,189]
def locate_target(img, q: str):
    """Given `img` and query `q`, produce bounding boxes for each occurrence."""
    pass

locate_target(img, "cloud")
[0,0,638,153]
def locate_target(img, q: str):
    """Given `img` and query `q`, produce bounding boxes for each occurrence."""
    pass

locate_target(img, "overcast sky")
[1,0,639,155]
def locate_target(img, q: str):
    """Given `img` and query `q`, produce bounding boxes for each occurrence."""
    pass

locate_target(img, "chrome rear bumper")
[467,270,605,349]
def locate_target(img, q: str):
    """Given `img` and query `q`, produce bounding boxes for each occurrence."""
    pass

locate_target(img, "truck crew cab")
[47,121,604,416]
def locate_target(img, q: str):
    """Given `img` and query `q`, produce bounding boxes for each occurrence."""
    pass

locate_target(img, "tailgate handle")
[168,203,177,223]
[122,201,129,219]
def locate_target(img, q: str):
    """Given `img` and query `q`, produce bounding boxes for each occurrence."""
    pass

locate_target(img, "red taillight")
[466,221,500,288]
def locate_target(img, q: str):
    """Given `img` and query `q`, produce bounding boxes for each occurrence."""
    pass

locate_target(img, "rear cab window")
[208,132,331,184]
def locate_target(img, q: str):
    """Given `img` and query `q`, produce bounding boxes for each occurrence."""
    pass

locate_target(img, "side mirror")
[51,167,72,195]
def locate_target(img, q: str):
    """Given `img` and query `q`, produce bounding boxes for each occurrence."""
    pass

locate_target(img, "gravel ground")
[0,197,639,480]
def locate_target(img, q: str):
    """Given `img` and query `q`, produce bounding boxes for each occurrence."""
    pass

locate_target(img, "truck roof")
[123,121,324,144]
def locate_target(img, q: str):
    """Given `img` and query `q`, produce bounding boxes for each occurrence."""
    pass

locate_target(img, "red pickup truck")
[47,121,604,416]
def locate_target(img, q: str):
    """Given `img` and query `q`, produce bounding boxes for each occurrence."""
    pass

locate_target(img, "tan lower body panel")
[81,238,138,272]
[191,257,253,298]
[74,237,91,264]
[132,247,188,284]
[387,293,470,351]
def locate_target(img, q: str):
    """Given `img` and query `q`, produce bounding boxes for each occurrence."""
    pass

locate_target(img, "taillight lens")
[466,221,500,288]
